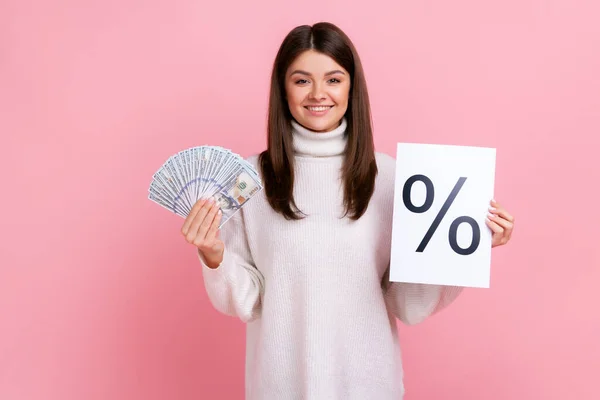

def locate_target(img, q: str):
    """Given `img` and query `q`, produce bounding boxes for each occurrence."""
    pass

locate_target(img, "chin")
[296,115,342,133]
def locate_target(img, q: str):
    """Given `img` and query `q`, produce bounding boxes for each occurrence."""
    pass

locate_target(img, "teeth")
[307,106,331,111]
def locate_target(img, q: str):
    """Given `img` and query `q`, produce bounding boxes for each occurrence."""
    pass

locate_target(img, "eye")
[328,78,341,83]
[295,79,309,84]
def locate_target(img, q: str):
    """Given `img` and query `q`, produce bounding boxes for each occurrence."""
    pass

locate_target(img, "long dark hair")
[259,22,377,221]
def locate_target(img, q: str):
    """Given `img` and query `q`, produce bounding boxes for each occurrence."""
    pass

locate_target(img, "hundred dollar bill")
[213,166,263,227]
[148,145,263,225]
[148,191,188,218]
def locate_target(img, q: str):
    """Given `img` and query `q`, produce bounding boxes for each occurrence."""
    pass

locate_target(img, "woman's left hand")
[486,199,515,248]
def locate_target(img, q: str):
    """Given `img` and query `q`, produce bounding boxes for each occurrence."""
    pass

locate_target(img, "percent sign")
[402,174,480,255]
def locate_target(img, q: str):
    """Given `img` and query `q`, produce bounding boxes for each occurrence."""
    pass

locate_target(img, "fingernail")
[488,213,494,219]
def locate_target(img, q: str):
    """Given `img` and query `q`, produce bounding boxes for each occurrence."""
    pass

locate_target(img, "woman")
[181,22,514,400]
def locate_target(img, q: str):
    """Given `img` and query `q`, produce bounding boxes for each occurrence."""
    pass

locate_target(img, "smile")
[305,105,333,112]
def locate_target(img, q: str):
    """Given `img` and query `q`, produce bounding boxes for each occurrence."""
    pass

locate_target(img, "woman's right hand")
[181,198,224,269]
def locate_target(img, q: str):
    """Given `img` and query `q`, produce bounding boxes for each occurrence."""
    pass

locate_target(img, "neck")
[291,118,348,157]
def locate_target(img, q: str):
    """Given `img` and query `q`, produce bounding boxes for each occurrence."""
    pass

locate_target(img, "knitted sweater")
[198,118,464,399]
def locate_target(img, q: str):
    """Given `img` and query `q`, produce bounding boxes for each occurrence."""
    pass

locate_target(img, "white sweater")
[198,118,464,399]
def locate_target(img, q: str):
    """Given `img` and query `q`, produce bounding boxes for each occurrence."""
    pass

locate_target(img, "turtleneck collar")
[291,118,348,157]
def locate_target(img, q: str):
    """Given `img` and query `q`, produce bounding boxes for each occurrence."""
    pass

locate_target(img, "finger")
[487,212,514,232]
[486,217,510,247]
[490,207,514,223]
[489,200,514,223]
[196,201,220,240]
[182,199,207,235]
[485,217,504,235]
[186,199,214,242]
[205,208,223,242]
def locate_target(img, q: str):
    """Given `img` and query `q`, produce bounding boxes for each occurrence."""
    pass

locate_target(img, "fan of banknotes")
[148,145,263,227]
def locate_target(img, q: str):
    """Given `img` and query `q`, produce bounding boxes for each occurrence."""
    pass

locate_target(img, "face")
[284,50,351,133]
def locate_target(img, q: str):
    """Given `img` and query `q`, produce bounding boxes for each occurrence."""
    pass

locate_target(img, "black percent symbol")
[402,174,480,255]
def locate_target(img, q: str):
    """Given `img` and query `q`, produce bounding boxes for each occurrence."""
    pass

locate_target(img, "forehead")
[287,50,347,75]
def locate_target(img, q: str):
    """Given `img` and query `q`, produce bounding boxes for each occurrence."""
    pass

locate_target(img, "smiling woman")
[261,23,378,221]
[285,50,350,132]
[179,21,515,400]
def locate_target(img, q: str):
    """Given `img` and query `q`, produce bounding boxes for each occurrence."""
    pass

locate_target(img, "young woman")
[181,22,515,400]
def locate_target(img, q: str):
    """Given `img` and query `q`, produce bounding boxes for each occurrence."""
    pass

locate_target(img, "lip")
[304,105,334,116]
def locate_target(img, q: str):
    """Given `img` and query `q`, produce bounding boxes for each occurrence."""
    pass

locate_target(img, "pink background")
[1,0,599,399]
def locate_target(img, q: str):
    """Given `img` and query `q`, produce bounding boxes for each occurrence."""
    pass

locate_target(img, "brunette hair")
[258,22,377,220]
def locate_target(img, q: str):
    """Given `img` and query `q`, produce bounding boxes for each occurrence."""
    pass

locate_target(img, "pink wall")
[1,0,599,399]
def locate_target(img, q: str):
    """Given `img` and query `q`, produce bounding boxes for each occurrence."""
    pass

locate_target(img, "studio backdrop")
[1,0,599,399]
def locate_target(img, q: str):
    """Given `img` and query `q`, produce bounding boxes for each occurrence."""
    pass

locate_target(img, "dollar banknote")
[148,145,263,226]
[213,167,263,226]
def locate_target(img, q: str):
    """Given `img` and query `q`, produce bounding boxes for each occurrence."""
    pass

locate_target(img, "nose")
[309,82,326,100]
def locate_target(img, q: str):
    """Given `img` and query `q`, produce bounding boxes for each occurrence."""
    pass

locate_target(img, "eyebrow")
[289,69,346,77]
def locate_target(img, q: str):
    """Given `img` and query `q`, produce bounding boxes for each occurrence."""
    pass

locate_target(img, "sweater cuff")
[197,248,229,273]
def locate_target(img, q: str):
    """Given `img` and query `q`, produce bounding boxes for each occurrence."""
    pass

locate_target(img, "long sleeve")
[381,267,464,325]
[375,153,465,326]
[198,208,265,323]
